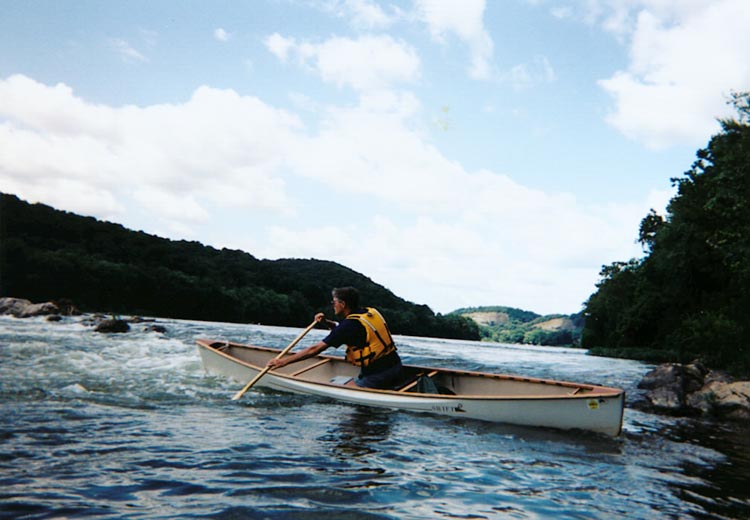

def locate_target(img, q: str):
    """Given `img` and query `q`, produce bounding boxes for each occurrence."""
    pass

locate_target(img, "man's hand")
[315,312,337,329]
[267,357,287,370]
[266,340,328,371]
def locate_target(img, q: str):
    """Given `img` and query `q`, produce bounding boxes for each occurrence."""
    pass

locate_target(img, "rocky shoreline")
[635,361,750,421]
[0,297,166,334]
[0,296,74,319]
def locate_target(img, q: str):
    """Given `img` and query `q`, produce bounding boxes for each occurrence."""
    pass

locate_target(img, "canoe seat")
[329,376,354,385]
[397,370,439,393]
[213,341,231,352]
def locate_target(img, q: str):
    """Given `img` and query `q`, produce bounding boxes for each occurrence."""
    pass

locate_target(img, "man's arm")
[267,340,330,370]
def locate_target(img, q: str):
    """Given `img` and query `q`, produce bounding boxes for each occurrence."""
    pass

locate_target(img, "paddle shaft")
[231,320,317,400]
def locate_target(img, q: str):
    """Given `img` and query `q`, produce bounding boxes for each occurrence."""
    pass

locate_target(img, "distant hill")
[452,306,584,347]
[0,193,480,340]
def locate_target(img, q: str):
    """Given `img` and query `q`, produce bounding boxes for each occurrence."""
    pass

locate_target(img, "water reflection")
[658,418,750,519]
[321,406,394,459]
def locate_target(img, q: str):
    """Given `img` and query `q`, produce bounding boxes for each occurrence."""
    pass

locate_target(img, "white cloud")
[325,0,399,29]
[133,189,209,224]
[257,191,650,314]
[580,0,714,38]
[272,94,652,313]
[0,73,656,314]
[594,0,750,148]
[265,34,420,91]
[109,38,148,63]
[213,28,231,42]
[414,0,493,79]
[550,6,573,19]
[0,75,301,230]
[7,2,725,318]
[505,55,557,90]
[265,33,295,63]
[140,29,159,47]
[315,0,492,80]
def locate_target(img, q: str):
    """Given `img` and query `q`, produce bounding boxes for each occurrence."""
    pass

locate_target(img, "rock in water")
[94,319,130,333]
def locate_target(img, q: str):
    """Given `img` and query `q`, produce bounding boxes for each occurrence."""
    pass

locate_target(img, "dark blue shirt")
[322,309,367,349]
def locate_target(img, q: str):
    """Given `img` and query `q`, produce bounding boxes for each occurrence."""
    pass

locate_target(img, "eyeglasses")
[331,299,342,305]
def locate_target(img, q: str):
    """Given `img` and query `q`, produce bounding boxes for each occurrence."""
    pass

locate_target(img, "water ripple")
[1,316,749,519]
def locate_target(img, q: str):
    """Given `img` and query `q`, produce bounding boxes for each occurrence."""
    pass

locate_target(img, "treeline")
[582,92,750,374]
[452,306,583,347]
[0,193,480,340]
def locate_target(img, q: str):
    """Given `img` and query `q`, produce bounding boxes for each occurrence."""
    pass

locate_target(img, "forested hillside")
[453,306,583,347]
[0,193,479,340]
[582,92,750,374]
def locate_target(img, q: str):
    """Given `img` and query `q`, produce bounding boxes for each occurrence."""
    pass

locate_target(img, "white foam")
[61,383,90,394]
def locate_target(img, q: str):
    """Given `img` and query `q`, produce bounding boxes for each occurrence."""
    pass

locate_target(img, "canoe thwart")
[291,358,331,377]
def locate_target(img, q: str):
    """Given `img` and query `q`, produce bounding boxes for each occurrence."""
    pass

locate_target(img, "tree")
[582,92,750,373]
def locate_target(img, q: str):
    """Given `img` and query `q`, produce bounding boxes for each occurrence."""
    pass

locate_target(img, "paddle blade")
[231,367,268,400]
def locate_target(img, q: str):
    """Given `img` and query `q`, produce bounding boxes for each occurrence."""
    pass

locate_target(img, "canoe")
[196,339,625,436]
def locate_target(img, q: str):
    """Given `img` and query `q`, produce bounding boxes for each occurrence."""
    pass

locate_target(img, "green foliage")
[0,194,479,340]
[582,92,750,374]
[451,306,583,347]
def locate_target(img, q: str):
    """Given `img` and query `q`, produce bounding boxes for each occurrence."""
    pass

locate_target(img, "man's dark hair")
[332,287,360,309]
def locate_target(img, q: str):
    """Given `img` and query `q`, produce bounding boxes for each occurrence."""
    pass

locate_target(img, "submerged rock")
[145,324,167,333]
[94,319,131,333]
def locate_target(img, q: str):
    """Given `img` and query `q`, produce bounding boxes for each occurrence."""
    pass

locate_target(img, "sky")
[1,0,749,316]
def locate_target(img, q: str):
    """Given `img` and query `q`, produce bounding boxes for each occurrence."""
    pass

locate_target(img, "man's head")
[332,287,360,315]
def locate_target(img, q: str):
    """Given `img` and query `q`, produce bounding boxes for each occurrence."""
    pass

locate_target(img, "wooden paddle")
[231,319,317,401]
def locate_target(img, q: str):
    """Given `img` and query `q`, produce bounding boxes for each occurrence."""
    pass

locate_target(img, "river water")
[1,315,748,519]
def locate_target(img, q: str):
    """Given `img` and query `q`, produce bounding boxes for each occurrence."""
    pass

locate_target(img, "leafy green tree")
[583,92,750,373]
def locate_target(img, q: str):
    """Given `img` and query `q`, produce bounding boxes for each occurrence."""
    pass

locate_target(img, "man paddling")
[267,287,404,389]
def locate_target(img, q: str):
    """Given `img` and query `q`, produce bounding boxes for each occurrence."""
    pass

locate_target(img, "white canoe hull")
[197,339,625,436]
